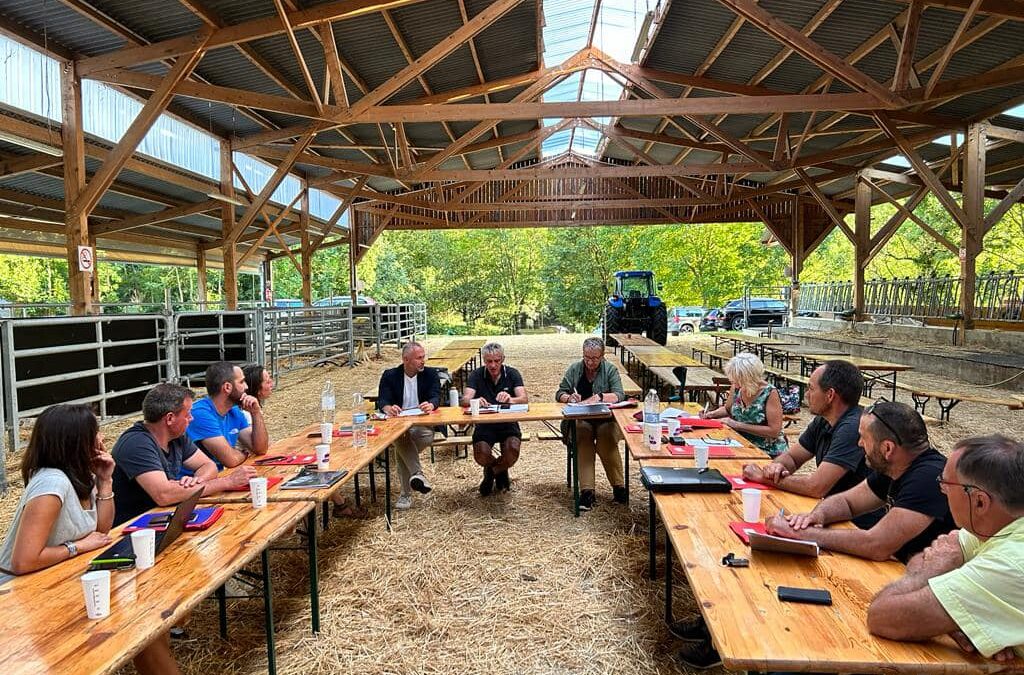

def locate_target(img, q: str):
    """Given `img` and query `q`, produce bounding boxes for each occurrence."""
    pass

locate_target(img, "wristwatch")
[63,540,78,557]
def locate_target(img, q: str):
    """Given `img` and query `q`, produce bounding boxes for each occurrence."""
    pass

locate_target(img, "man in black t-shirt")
[461,342,528,496]
[111,383,255,525]
[743,361,874,508]
[764,401,954,563]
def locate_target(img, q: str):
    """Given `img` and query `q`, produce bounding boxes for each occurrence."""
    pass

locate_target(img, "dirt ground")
[2,331,1022,675]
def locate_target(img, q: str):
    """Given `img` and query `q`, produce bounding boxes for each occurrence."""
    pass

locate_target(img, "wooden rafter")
[894,1,924,91]
[72,37,210,220]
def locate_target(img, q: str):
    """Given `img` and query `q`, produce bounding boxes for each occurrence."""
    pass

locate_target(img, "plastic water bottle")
[449,388,460,408]
[320,380,335,425]
[352,392,368,449]
[644,388,661,452]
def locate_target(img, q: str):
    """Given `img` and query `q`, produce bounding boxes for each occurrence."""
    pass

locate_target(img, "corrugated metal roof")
[87,0,204,43]
[0,0,124,56]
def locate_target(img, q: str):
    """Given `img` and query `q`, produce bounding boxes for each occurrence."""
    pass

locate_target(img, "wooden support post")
[262,254,273,305]
[196,244,208,308]
[60,63,94,316]
[961,122,986,334]
[348,214,358,304]
[790,198,804,322]
[220,141,239,310]
[300,188,312,306]
[854,175,872,321]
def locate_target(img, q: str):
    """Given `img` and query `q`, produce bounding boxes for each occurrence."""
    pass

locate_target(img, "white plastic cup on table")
[81,570,111,619]
[130,528,156,570]
[470,398,480,416]
[741,487,762,523]
[315,443,331,471]
[694,444,710,470]
[666,417,681,437]
[320,422,333,443]
[249,476,268,508]
[449,389,459,408]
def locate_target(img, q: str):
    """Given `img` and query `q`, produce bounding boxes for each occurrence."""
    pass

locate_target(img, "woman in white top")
[0,404,180,674]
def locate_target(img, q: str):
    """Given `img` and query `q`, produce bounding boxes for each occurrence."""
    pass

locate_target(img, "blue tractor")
[603,271,668,347]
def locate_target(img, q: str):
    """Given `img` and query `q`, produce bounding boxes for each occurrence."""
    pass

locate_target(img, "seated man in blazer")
[376,341,440,510]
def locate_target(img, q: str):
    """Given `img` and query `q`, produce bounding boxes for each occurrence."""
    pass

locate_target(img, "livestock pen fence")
[0,303,426,486]
[796,271,1023,321]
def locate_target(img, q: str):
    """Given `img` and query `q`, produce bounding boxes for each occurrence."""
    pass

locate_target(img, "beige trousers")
[575,419,624,491]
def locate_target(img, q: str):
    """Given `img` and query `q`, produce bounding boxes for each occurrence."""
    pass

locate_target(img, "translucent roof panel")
[540,1,645,158]
[592,0,648,63]
[542,0,595,66]
[1004,103,1024,119]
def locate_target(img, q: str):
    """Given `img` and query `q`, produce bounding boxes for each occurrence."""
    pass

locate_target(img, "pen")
[779,508,785,518]
[702,402,709,416]
[572,386,579,403]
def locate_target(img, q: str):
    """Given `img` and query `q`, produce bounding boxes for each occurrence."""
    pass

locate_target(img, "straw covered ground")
[2,331,1023,674]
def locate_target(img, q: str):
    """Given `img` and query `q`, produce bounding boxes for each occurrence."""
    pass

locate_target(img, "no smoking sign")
[77,245,94,273]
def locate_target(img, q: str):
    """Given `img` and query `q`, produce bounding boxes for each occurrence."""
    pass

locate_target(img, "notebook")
[639,466,731,493]
[563,403,611,416]
[280,467,349,489]
[748,531,820,557]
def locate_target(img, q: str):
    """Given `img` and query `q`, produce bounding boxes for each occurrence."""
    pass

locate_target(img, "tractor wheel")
[649,305,668,345]
[605,306,624,347]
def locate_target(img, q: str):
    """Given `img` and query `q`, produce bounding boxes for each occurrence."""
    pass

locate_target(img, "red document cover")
[665,444,736,457]
[724,475,774,490]
[254,454,316,466]
[224,475,284,492]
[729,521,767,545]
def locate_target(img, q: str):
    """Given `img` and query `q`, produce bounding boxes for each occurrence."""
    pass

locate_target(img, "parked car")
[668,306,705,334]
[715,298,788,331]
[312,294,376,307]
[699,308,721,332]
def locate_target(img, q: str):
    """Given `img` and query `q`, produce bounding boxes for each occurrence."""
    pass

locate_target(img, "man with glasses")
[763,401,954,563]
[679,401,955,670]
[867,435,1023,664]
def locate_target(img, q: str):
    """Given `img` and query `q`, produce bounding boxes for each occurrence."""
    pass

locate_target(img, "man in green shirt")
[867,434,1024,664]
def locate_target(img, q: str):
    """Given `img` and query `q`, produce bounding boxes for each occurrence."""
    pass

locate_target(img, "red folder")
[724,475,774,490]
[224,475,284,492]
[666,444,736,457]
[729,521,767,545]
[255,453,316,466]
[124,506,225,532]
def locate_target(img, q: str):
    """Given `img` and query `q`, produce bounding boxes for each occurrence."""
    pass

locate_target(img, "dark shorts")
[472,422,522,446]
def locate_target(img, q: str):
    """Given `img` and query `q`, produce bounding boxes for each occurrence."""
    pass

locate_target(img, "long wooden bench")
[893,382,1024,422]
[691,346,731,372]
[857,395,942,426]
[648,365,729,405]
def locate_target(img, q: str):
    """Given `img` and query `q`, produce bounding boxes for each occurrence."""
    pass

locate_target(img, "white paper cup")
[81,570,111,619]
[320,422,333,442]
[130,529,156,570]
[694,444,710,470]
[666,418,681,437]
[470,398,480,415]
[249,476,268,508]
[742,488,762,523]
[315,443,331,471]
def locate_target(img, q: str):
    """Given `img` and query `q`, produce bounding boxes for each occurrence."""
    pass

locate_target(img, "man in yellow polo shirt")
[867,434,1023,663]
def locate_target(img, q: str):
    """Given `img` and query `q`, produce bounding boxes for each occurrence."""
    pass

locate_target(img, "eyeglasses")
[936,476,979,495]
[864,401,903,446]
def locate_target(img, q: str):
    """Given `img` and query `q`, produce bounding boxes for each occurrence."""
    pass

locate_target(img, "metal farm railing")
[262,306,353,381]
[797,271,1023,321]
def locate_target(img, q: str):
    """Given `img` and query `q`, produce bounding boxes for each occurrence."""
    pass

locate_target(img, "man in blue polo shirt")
[187,361,268,469]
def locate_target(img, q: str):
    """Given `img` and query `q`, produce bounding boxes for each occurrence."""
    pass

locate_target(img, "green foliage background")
[2,196,1021,331]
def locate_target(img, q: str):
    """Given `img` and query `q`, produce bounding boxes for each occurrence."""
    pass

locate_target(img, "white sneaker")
[396,494,413,510]
[409,473,432,494]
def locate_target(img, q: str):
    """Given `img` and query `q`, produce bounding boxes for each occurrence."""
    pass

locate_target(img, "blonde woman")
[701,352,787,457]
